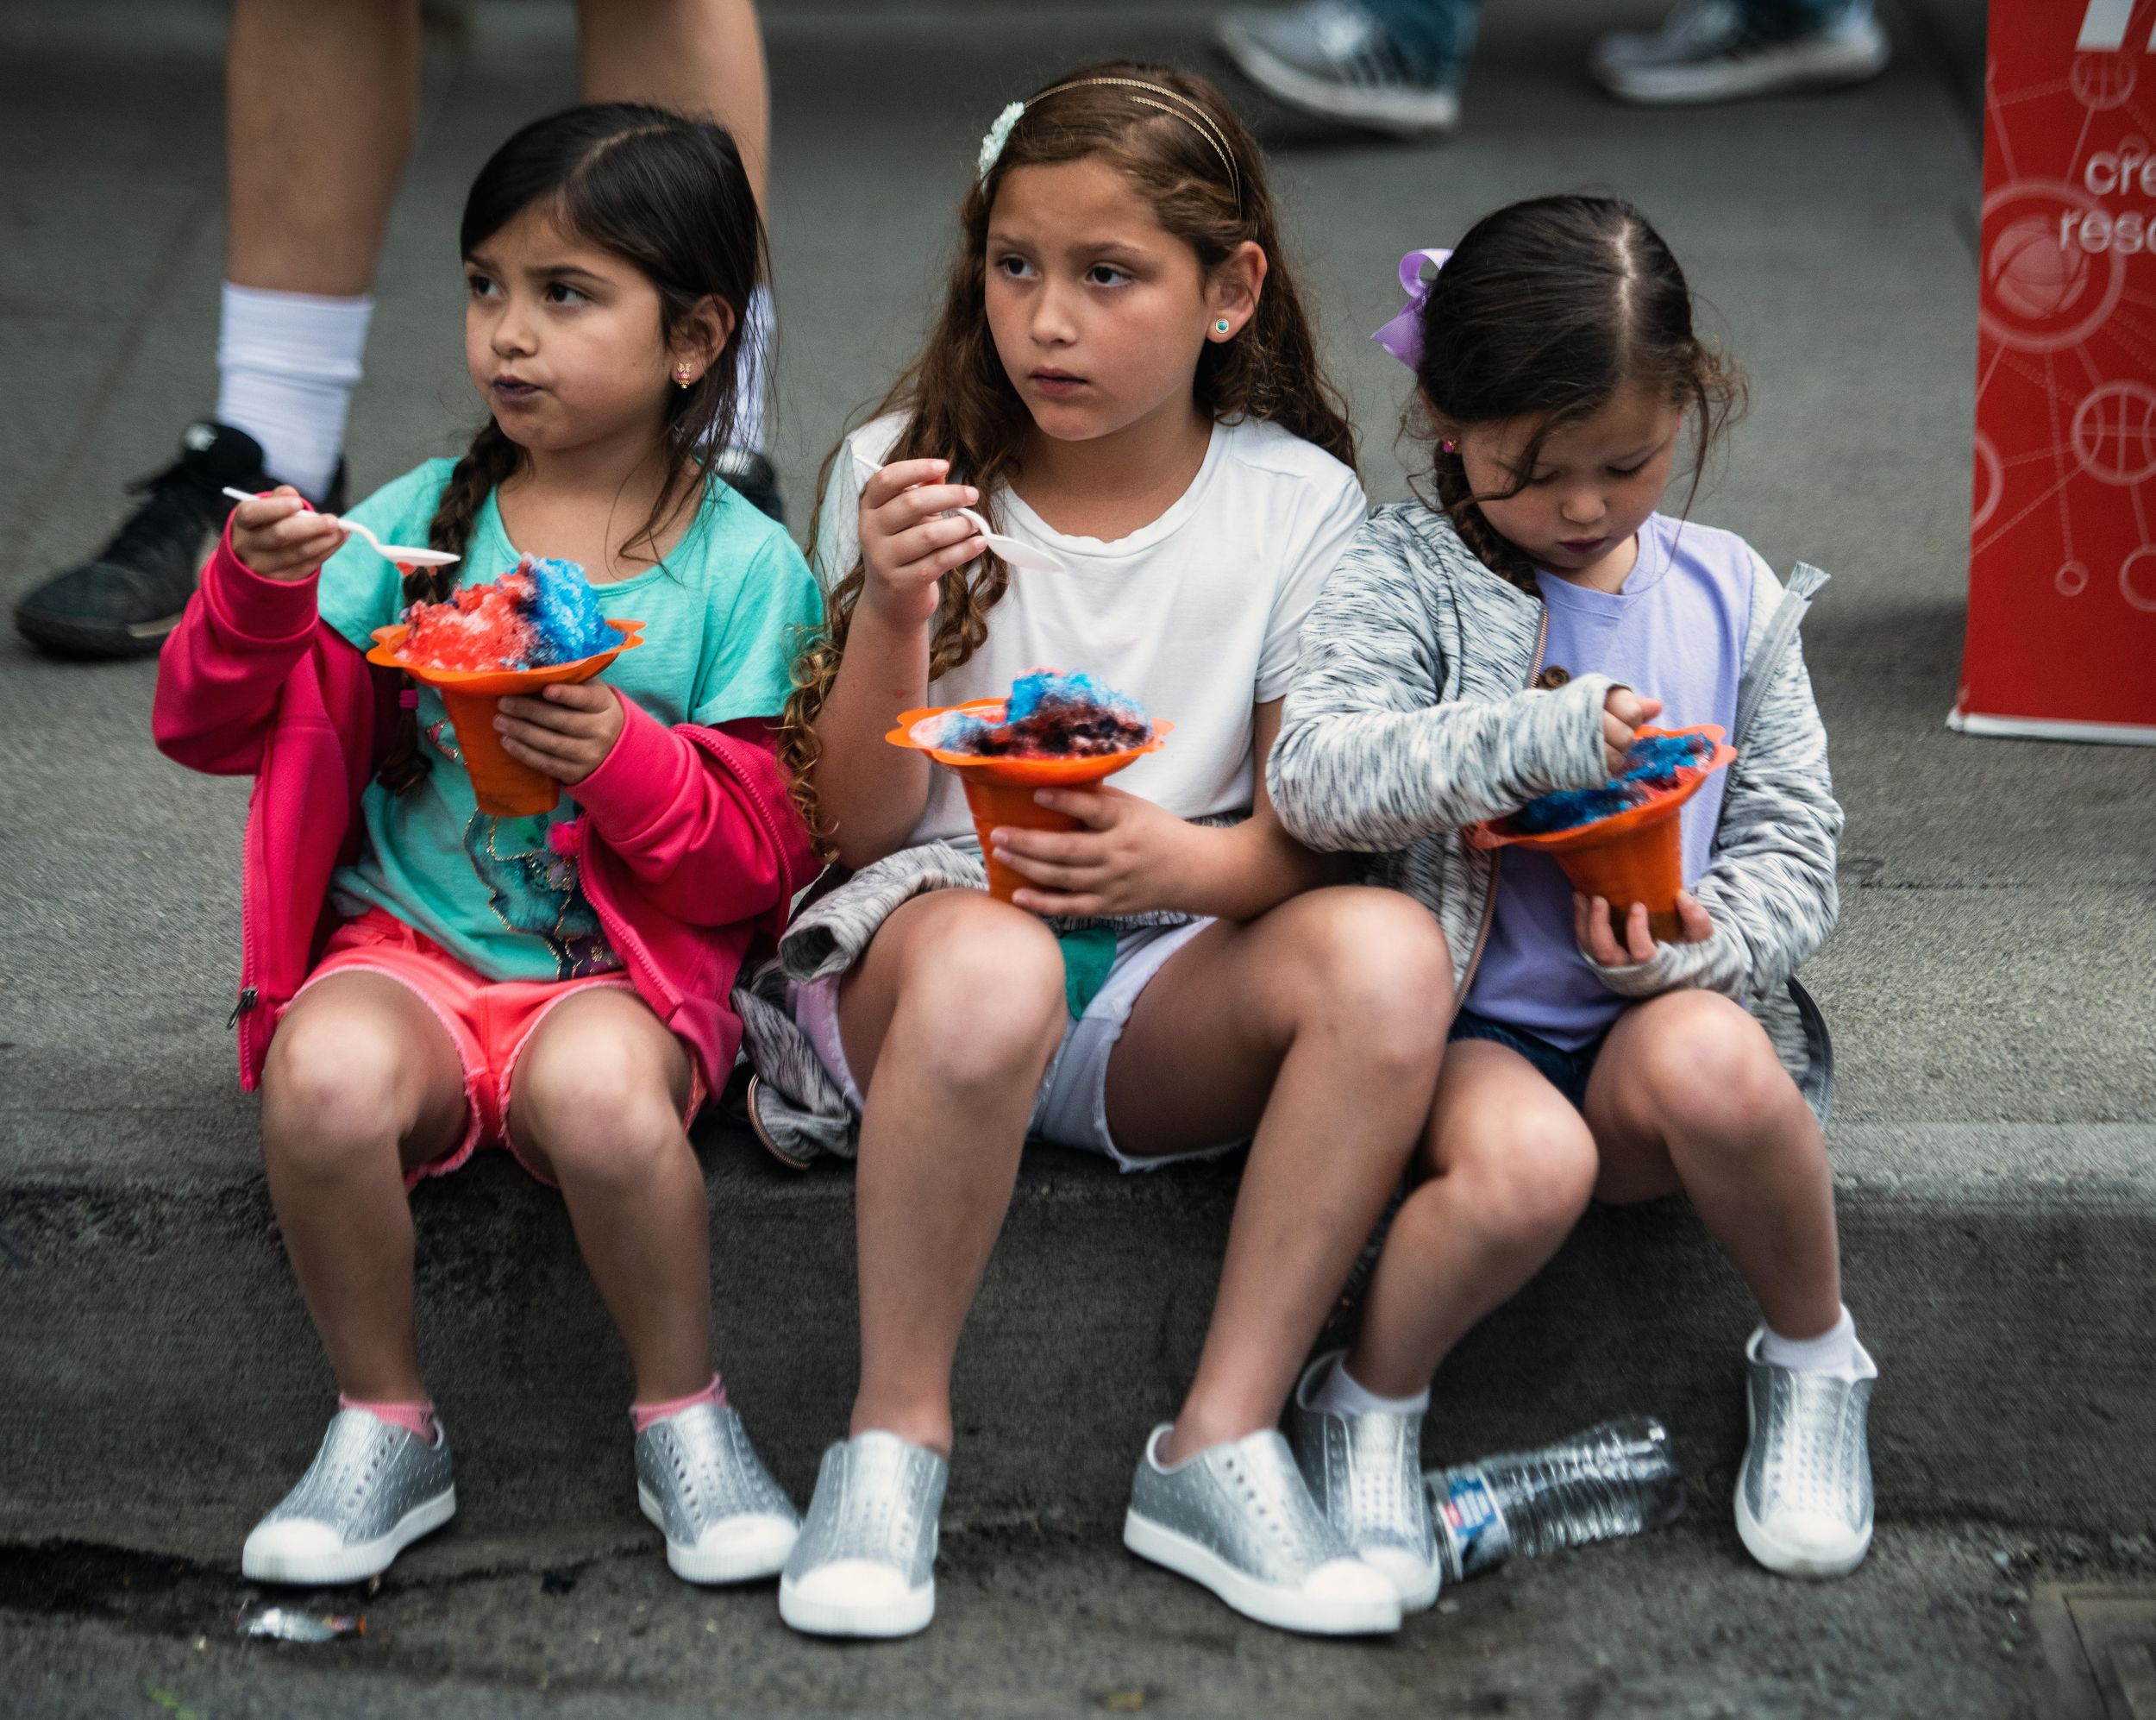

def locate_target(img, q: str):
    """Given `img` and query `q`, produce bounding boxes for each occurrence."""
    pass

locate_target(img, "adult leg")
[576,0,769,209]
[509,989,709,1404]
[259,971,467,1401]
[14,0,415,656]
[577,0,778,483]
[834,893,1070,1456]
[1102,888,1452,1461]
[1343,1042,1601,1398]
[222,0,420,495]
[1583,989,1840,1340]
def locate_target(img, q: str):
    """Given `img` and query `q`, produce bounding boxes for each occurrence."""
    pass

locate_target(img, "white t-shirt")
[817,412,1366,849]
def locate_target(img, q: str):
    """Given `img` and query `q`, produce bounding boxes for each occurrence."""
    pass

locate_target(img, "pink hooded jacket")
[153,526,817,1095]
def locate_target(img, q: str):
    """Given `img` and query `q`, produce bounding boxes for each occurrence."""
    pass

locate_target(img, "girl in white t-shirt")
[750,64,1454,1642]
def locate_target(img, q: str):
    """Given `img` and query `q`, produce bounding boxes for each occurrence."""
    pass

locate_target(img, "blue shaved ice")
[1511,732,1714,835]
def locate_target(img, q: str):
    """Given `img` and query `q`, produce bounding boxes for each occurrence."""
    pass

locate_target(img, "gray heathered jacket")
[1267,502,1842,1120]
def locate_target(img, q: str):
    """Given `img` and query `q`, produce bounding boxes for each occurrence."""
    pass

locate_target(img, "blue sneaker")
[1590,0,1889,105]
[1218,1,1463,136]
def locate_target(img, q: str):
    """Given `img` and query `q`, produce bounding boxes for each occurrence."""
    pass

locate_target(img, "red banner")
[1956,0,2156,743]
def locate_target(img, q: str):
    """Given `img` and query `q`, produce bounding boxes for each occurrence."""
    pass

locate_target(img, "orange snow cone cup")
[367,619,645,816]
[887,699,1172,903]
[1468,725,1737,942]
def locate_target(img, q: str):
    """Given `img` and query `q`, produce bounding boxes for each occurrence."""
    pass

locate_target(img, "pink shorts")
[295,907,706,1190]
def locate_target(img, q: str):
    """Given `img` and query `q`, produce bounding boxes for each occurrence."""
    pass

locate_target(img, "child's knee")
[261,1013,410,1159]
[1639,993,1795,1135]
[517,1036,683,1185]
[896,905,1067,1084]
[1467,1115,1596,1245]
[1282,888,1453,1070]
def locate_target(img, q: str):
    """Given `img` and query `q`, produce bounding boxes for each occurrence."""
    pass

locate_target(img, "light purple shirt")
[1462,512,1761,1049]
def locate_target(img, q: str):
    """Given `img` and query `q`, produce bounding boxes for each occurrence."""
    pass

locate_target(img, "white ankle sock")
[1311,1355,1430,1419]
[216,283,373,499]
[729,283,773,455]
[1758,1306,1875,1381]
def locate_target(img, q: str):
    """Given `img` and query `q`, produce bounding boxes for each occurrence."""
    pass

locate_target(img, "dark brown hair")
[778,61,1357,847]
[1412,194,1745,592]
[378,101,768,794]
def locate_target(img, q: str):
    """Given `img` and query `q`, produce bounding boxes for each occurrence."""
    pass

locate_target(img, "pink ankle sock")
[340,1394,438,1443]
[630,1375,727,1434]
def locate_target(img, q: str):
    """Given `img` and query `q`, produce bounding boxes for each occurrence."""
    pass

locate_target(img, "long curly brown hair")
[779,62,1357,850]
[1407,194,1747,593]
[377,103,767,794]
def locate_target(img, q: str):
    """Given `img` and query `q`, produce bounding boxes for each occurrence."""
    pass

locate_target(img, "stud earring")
[1440,437,1458,455]
[1214,318,1232,336]
[674,365,695,388]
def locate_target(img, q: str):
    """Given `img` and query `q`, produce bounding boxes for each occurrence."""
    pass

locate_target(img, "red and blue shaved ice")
[914,669,1153,757]
[399,555,612,671]
[1511,732,1714,835]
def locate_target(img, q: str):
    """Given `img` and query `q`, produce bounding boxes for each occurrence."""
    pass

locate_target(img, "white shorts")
[786,918,1245,1173]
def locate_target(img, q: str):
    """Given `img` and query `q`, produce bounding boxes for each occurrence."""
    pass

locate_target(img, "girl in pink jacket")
[154,105,818,1592]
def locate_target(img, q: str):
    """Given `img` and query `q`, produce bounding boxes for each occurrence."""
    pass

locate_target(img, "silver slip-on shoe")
[778,1431,948,1638]
[241,1408,455,1585]
[1125,1423,1402,1635]
[1286,1353,1441,1611]
[636,1402,800,1584]
[1735,1328,1877,1578]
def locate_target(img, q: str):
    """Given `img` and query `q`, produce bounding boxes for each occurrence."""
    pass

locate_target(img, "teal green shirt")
[318,459,819,982]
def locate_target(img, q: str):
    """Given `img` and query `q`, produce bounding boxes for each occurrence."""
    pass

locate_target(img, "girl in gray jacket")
[1268,196,1876,1591]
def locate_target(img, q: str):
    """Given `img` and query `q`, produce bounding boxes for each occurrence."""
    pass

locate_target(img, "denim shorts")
[1447,1008,1610,1113]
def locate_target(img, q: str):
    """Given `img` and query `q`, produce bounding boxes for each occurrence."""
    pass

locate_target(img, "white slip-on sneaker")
[636,1401,799,1585]
[241,1408,455,1586]
[1125,1423,1401,1635]
[1286,1353,1441,1611]
[1734,1327,1877,1577]
[778,1431,947,1639]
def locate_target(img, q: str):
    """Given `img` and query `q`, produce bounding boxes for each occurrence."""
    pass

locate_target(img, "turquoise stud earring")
[1214,318,1232,335]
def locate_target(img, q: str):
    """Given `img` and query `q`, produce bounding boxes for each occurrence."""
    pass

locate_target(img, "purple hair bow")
[1370,247,1451,370]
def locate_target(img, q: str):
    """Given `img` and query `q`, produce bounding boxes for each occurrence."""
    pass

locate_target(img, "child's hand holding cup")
[229,486,347,582]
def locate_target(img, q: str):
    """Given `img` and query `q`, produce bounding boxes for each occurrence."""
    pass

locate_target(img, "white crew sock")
[1311,1354,1431,1419]
[728,282,773,455]
[1758,1305,1876,1382]
[215,283,373,499]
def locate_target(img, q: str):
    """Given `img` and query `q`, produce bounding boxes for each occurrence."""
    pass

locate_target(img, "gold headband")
[1002,77,1243,209]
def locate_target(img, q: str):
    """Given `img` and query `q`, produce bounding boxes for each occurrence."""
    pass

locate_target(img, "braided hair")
[1407,194,1746,595]
[376,102,768,794]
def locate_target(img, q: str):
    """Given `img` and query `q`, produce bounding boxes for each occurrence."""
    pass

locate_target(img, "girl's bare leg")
[510,989,708,1404]
[836,892,1070,1455]
[1101,888,1452,1462]
[1583,989,1842,1339]
[1343,1042,1601,1398]
[258,972,468,1401]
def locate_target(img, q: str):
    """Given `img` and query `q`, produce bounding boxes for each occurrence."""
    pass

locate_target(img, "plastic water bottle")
[1423,1416,1686,1584]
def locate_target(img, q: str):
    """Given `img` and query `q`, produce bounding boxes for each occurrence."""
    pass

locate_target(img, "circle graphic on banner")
[2122,547,2156,612]
[2071,382,2156,485]
[2071,53,2136,112]
[2056,560,2090,597]
[1972,431,2004,531]
[1979,180,2127,353]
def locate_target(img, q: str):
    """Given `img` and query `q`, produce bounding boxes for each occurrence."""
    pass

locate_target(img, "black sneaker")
[714,449,786,527]
[13,421,345,659]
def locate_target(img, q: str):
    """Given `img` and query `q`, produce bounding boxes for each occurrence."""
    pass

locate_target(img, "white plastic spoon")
[222,486,461,568]
[848,448,1065,574]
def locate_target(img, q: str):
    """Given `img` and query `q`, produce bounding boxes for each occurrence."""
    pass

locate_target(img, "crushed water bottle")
[1424,1416,1686,1584]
